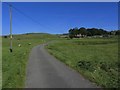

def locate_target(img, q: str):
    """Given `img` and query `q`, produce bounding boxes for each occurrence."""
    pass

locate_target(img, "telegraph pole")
[9,5,13,52]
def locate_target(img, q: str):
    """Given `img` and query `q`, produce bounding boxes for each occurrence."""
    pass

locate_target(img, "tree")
[69,27,79,38]
[69,29,74,39]
[79,27,87,35]
[115,30,120,35]
[73,27,79,37]
[68,27,111,38]
[86,29,92,36]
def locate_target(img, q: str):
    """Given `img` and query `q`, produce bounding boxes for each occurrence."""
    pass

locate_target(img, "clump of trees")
[69,27,119,39]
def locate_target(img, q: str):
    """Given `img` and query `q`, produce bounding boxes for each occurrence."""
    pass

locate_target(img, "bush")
[77,60,95,72]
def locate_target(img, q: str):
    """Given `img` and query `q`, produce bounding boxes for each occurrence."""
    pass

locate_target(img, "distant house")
[60,33,69,38]
[93,35,103,38]
[76,34,86,38]
[76,34,81,38]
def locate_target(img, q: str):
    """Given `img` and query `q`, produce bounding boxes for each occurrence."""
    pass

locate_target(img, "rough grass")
[3,34,119,88]
[46,38,119,88]
[2,33,58,88]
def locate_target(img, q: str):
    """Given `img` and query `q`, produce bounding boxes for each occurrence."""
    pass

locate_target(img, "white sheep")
[18,44,21,47]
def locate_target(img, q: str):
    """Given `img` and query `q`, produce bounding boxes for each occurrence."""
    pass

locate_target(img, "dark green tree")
[69,29,74,39]
[115,30,120,35]
[79,27,87,35]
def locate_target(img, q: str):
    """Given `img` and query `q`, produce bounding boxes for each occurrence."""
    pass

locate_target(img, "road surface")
[25,44,99,88]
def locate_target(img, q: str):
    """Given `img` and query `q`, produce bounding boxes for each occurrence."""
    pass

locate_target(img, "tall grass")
[2,33,58,88]
[46,38,118,88]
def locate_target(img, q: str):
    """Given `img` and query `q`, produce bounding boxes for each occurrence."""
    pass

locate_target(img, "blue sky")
[2,2,118,35]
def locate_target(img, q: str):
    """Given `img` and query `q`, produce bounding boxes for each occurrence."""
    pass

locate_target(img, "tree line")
[68,27,119,39]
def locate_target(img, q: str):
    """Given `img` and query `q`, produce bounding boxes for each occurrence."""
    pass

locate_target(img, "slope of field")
[2,33,58,88]
[46,37,119,88]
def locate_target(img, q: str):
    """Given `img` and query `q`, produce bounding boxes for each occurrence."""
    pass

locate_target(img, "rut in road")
[25,44,99,88]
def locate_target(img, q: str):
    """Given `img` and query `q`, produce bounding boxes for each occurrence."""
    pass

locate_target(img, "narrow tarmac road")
[25,44,99,88]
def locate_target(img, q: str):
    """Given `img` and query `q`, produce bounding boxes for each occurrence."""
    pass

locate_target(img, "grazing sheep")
[18,44,21,47]
[28,43,31,45]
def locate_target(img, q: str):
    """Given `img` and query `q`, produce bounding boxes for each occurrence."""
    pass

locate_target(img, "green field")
[2,33,58,88]
[2,33,119,88]
[46,37,119,88]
